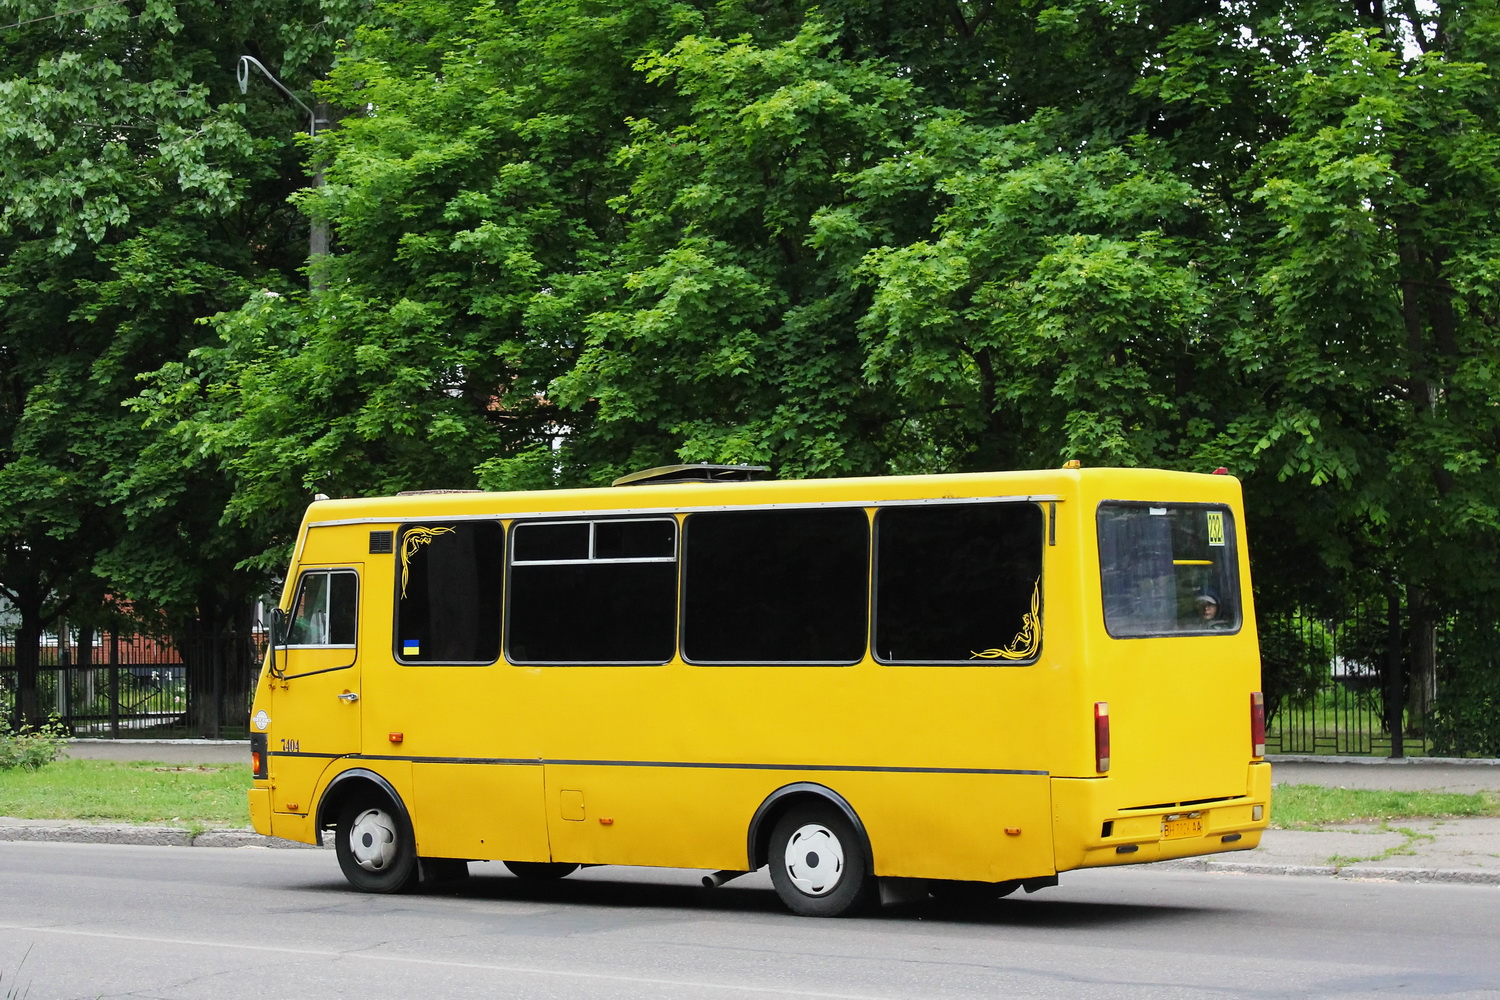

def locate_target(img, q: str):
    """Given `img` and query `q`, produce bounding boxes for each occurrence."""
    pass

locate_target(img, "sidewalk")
[1192,754,1500,885]
[4,744,1498,886]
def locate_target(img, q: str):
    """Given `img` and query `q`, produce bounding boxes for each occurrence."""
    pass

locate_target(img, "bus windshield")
[1097,502,1240,637]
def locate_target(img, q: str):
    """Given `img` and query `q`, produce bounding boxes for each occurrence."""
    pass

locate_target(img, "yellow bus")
[248,463,1270,916]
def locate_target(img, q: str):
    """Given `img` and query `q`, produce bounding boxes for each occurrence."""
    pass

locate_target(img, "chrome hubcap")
[783,823,844,896]
[348,807,398,872]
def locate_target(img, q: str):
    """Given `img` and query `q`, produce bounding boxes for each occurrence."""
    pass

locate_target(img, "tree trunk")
[1406,589,1437,735]
[181,618,216,738]
[77,622,96,722]
[222,602,257,730]
[14,609,43,728]
[181,598,260,738]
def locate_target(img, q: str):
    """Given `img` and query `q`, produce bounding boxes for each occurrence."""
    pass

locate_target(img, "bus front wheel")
[768,806,875,917]
[335,796,418,893]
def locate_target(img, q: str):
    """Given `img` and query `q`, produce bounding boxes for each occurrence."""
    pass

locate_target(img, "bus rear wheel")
[768,806,875,917]
[503,861,580,880]
[336,796,418,894]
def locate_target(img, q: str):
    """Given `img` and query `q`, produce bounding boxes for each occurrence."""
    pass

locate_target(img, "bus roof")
[298,466,1242,529]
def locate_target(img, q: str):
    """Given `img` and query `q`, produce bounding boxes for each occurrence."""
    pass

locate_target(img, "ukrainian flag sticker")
[403,639,421,657]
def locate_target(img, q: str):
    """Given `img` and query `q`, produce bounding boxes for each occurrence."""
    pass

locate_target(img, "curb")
[0,823,320,850]
[1158,857,1500,886]
[1267,754,1500,767]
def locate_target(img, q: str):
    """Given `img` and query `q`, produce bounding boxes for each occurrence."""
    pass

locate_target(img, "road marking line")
[0,923,889,999]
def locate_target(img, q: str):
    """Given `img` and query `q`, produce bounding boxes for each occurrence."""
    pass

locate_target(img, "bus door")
[265,564,363,819]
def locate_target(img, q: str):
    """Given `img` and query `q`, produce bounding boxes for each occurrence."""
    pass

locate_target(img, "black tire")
[335,795,419,893]
[502,860,580,880]
[768,805,876,917]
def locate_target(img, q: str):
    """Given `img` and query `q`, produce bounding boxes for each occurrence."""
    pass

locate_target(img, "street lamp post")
[236,56,332,272]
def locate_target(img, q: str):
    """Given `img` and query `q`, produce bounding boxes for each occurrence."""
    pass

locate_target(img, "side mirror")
[268,607,290,648]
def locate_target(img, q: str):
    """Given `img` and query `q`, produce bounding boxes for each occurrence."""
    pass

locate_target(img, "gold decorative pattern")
[971,578,1041,661]
[400,526,457,598]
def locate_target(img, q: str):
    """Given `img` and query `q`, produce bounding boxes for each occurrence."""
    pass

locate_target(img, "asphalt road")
[1,840,1497,1000]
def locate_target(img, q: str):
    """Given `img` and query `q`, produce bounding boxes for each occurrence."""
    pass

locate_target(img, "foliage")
[0,0,350,722]
[0,716,67,771]
[1428,607,1500,757]
[136,0,727,556]
[559,20,923,480]
[1258,616,1334,726]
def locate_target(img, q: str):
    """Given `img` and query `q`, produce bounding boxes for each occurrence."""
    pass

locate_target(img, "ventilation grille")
[369,530,394,554]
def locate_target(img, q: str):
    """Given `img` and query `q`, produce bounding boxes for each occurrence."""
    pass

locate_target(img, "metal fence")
[1263,603,1387,755]
[0,631,263,738]
[1262,600,1500,758]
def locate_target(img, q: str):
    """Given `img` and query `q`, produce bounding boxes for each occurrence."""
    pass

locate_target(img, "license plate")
[1162,815,1203,839]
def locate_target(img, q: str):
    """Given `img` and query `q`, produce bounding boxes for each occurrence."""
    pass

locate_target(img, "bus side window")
[681,507,868,664]
[507,517,676,664]
[873,503,1044,664]
[396,521,504,664]
[288,570,358,647]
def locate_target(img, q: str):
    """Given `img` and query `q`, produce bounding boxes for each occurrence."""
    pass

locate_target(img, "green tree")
[555,21,921,481]
[1242,15,1500,734]
[145,0,759,548]
[143,0,1500,753]
[0,0,342,726]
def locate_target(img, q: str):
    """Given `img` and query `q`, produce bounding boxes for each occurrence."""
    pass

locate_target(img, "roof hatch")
[611,464,770,487]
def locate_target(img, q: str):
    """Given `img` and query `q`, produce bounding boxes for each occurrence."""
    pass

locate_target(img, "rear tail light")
[1250,691,1266,757]
[1094,702,1111,772]
[250,732,268,780]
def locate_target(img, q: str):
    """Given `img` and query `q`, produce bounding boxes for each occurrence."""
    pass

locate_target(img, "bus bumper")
[249,785,320,845]
[1052,761,1272,872]
[248,786,272,836]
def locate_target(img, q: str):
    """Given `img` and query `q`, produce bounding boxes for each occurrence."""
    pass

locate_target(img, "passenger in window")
[1192,591,1232,630]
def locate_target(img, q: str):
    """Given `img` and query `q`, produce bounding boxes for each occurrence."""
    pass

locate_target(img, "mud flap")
[878,876,931,908]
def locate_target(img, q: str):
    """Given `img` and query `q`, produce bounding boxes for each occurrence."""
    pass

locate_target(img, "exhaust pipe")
[702,869,750,888]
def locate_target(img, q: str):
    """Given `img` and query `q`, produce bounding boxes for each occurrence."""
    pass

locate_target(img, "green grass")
[3,763,1498,836]
[1,946,32,1000]
[0,759,248,829]
[1272,783,1500,829]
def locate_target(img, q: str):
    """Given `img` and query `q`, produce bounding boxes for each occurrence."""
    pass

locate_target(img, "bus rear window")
[1097,503,1240,637]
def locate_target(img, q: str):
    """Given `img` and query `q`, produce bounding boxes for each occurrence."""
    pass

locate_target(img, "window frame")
[505,515,679,666]
[509,517,678,567]
[392,520,505,666]
[871,499,1046,667]
[286,568,360,650]
[1096,500,1243,640]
